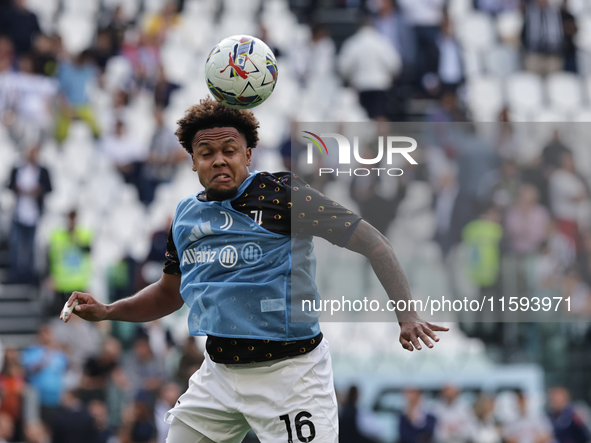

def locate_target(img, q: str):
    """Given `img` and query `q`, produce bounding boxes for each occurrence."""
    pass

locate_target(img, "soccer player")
[62,97,448,443]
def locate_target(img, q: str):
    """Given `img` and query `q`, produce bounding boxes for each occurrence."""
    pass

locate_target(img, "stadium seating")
[57,12,97,55]
[483,45,520,78]
[466,76,504,121]
[456,12,496,53]
[62,0,100,17]
[546,72,584,115]
[505,72,544,119]
[496,10,523,45]
[25,0,60,33]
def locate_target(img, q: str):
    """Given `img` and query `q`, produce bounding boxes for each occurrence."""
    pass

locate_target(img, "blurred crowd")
[427,125,591,326]
[339,384,591,443]
[0,0,189,192]
[0,326,591,443]
[2,0,590,291]
[331,118,591,367]
[1,330,590,443]
[0,319,203,443]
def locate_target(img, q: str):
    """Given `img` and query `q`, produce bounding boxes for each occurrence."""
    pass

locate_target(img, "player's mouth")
[212,173,232,183]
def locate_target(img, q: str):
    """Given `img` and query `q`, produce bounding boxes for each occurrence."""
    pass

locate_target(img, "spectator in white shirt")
[471,395,502,443]
[306,24,337,88]
[338,18,401,119]
[503,390,554,443]
[505,184,550,256]
[139,107,186,206]
[562,266,591,319]
[101,120,147,196]
[433,385,477,443]
[0,53,58,145]
[99,88,131,136]
[549,150,588,251]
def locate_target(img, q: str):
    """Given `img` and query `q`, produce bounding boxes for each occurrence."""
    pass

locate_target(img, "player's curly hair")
[175,97,260,154]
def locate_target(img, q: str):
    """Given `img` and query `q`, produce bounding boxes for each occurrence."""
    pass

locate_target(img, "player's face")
[191,127,252,200]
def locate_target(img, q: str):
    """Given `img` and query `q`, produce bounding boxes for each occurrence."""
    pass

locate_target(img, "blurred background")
[1,0,591,442]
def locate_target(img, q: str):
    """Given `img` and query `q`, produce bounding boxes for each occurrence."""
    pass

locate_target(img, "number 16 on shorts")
[279,411,316,443]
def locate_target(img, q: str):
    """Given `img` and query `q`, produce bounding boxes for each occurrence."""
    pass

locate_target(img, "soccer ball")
[205,35,278,109]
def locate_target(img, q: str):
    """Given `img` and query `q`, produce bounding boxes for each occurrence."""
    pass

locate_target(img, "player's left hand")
[399,320,449,351]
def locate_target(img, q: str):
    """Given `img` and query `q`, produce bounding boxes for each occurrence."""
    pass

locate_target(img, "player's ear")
[245,147,252,166]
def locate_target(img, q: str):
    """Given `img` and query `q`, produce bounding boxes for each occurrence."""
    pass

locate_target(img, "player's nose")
[212,152,227,166]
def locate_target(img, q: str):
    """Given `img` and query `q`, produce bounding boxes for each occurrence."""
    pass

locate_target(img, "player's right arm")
[62,272,183,323]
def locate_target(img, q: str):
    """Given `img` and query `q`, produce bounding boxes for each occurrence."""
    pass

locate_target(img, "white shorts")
[165,339,338,443]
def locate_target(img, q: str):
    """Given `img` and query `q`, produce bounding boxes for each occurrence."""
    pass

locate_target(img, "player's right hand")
[61,291,110,323]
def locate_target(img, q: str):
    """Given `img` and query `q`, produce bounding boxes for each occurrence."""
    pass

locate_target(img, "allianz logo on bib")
[219,245,238,268]
[181,243,263,268]
[181,246,217,265]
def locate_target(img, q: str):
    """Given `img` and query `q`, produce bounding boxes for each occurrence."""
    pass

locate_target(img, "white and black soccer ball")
[205,35,278,109]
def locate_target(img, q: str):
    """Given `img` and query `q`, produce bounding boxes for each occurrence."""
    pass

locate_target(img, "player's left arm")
[345,220,449,351]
